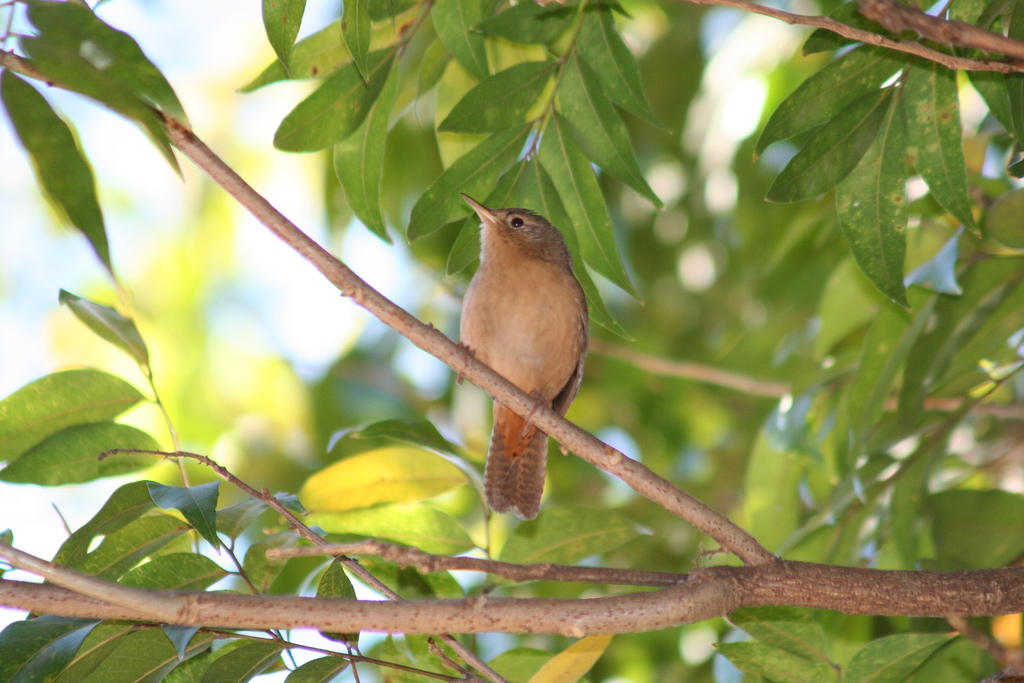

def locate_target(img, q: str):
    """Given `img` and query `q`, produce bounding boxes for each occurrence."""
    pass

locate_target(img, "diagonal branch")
[683,0,1024,73]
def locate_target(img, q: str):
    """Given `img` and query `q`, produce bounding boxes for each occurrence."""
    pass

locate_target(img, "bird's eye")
[510,217,524,228]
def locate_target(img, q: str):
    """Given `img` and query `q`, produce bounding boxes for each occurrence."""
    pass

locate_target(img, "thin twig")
[268,541,686,587]
[683,0,1024,73]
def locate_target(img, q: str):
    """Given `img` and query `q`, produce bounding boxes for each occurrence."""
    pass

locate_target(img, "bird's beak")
[461,194,499,226]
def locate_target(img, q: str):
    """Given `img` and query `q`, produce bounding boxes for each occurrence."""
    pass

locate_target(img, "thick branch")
[683,0,1024,73]
[5,561,1024,635]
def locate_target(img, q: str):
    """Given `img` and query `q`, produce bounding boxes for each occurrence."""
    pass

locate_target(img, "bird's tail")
[485,402,548,520]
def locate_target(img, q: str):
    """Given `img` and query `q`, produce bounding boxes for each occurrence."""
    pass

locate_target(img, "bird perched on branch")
[459,194,588,520]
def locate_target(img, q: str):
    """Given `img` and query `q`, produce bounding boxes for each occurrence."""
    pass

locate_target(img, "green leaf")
[539,112,637,296]
[904,61,978,233]
[199,641,284,683]
[576,5,659,126]
[316,558,359,644]
[432,0,489,81]
[519,161,627,336]
[904,230,962,294]
[0,369,145,463]
[284,657,350,683]
[242,20,349,91]
[846,295,936,449]
[408,123,532,240]
[59,290,150,369]
[758,46,904,156]
[342,0,371,80]
[418,40,452,96]
[489,648,551,683]
[54,480,156,568]
[336,418,465,456]
[1,72,110,272]
[766,88,892,203]
[263,0,307,70]
[836,92,909,307]
[498,506,641,564]
[82,628,216,683]
[0,616,99,683]
[55,622,138,683]
[148,482,221,548]
[477,3,575,44]
[743,430,803,552]
[845,633,953,683]
[274,49,396,152]
[21,1,185,170]
[335,63,400,242]
[216,498,270,539]
[439,61,554,133]
[120,553,228,591]
[301,446,466,512]
[715,641,830,683]
[729,607,830,663]
[358,555,464,599]
[310,502,476,554]
[74,514,192,580]
[968,70,1013,134]
[447,161,529,275]
[0,422,160,485]
[930,490,1024,569]
[986,187,1024,248]
[558,52,661,207]
[242,530,301,593]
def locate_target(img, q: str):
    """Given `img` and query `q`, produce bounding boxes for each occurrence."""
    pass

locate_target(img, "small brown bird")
[459,194,588,520]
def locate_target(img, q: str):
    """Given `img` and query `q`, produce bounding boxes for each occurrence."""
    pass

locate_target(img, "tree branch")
[268,541,686,587]
[5,551,1024,635]
[683,0,1024,73]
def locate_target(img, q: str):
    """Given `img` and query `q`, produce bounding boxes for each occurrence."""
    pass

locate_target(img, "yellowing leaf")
[528,635,613,683]
[300,447,467,512]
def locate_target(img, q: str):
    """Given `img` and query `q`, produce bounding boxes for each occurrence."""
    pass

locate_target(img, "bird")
[459,193,588,520]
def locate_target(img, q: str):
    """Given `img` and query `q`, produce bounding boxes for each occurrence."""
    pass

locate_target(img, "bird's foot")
[456,343,476,385]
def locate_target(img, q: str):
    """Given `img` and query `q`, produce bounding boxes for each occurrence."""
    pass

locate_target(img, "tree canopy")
[2,0,1024,681]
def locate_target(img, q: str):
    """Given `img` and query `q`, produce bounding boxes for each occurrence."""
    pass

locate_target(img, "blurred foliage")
[2,0,1024,681]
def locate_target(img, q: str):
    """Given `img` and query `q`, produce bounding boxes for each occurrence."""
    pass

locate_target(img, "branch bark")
[4,552,1024,636]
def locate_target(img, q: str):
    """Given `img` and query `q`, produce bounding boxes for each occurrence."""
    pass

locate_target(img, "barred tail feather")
[485,404,548,519]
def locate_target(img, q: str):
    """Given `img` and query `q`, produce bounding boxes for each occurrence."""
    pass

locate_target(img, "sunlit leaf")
[0,369,145,463]
[432,0,489,80]
[74,514,191,580]
[408,123,532,239]
[499,506,641,564]
[334,418,465,456]
[148,481,221,548]
[930,490,1024,570]
[418,39,451,96]
[300,446,466,512]
[904,61,977,233]
[528,635,612,683]
[198,640,284,683]
[477,3,575,44]
[716,641,830,683]
[243,20,349,90]
[335,62,400,242]
[0,616,99,683]
[845,633,953,683]
[274,49,396,152]
[0,422,159,485]
[986,187,1024,248]
[54,480,156,568]
[342,0,371,80]
[1,72,110,273]
[285,656,350,683]
[558,52,661,207]
[766,88,892,203]
[59,289,150,368]
[439,61,554,133]
[576,5,659,126]
[539,113,637,296]
[836,93,909,307]
[310,502,476,554]
[758,46,903,156]
[120,553,228,591]
[263,0,306,70]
